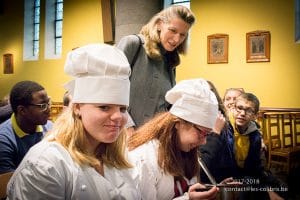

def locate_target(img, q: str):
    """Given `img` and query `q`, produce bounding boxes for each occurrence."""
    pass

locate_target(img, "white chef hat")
[64,43,131,106]
[165,78,218,129]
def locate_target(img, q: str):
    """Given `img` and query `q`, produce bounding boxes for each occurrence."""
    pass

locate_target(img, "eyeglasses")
[29,101,52,111]
[193,125,211,137]
[234,105,255,116]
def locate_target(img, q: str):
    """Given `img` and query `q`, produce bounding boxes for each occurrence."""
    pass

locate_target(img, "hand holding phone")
[189,183,219,199]
[195,182,244,192]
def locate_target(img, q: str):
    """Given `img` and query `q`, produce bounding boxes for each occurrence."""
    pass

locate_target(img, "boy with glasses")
[200,92,286,200]
[0,80,53,173]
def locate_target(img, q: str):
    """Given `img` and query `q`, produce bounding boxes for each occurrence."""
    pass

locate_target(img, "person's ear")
[17,105,28,115]
[175,121,180,130]
[73,103,81,117]
[251,112,258,121]
[157,20,163,32]
[175,121,187,131]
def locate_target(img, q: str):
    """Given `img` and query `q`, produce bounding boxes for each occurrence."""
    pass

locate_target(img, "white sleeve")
[172,192,189,200]
[135,158,158,200]
[128,149,159,200]
[125,111,136,128]
[7,160,67,200]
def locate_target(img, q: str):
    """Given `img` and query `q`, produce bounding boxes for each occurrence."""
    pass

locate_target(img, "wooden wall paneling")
[101,0,115,44]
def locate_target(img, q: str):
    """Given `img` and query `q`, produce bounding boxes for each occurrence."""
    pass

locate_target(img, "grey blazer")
[117,35,176,127]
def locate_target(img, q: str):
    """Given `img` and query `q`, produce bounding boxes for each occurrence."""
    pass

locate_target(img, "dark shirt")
[0,117,52,173]
[199,122,287,199]
[200,122,263,183]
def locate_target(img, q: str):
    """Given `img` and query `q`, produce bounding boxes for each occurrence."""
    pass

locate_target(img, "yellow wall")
[0,0,299,108]
[178,0,300,108]
[0,0,104,102]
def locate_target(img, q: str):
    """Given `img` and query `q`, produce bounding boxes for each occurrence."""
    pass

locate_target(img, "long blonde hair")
[46,105,131,169]
[140,5,195,60]
[128,112,199,179]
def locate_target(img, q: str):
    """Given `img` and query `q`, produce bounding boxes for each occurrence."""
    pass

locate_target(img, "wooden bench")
[257,108,300,174]
[49,102,64,121]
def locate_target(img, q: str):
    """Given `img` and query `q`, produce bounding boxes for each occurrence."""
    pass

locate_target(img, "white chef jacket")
[127,139,197,200]
[7,140,140,200]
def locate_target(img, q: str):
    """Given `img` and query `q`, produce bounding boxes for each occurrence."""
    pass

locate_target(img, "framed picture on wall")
[207,34,229,64]
[3,54,13,74]
[246,31,270,62]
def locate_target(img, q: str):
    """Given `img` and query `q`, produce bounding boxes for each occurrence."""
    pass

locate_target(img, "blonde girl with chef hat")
[7,44,141,200]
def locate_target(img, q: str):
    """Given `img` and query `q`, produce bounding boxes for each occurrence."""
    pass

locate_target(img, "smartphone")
[195,183,245,192]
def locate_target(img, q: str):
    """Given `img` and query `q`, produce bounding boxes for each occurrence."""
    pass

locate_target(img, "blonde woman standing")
[117,5,195,132]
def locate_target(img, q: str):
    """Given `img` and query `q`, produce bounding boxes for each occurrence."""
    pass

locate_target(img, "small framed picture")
[207,34,229,64]
[246,31,270,63]
[3,54,13,74]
